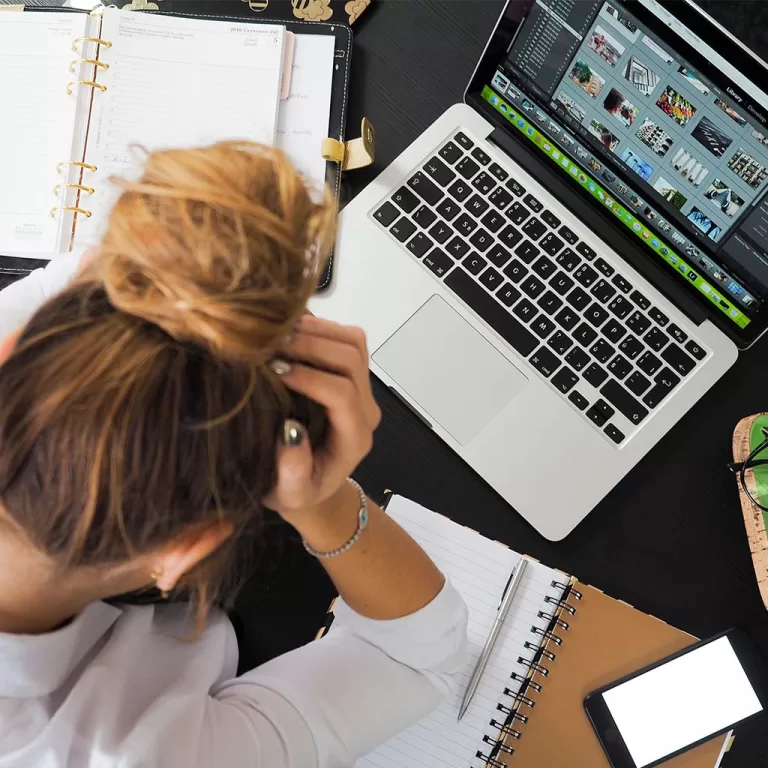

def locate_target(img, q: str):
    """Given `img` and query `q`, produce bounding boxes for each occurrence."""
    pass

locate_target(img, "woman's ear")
[0,331,21,365]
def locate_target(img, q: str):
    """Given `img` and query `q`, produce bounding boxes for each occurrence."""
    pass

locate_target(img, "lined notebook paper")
[357,496,569,768]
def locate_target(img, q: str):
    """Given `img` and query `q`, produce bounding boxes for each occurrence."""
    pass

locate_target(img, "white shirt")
[0,259,470,767]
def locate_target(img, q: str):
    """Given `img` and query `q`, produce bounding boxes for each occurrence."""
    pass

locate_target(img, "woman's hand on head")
[264,316,381,523]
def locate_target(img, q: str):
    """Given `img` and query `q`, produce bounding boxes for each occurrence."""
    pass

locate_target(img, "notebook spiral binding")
[475,578,582,767]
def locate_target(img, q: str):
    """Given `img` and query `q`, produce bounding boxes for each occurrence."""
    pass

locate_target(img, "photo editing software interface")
[484,0,768,331]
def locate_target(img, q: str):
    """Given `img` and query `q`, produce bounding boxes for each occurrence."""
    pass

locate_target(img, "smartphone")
[584,630,768,768]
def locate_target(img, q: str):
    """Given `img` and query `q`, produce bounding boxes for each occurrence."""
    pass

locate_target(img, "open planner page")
[352,497,570,768]
[75,8,285,247]
[0,12,94,256]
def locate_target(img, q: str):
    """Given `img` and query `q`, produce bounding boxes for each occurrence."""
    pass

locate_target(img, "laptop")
[311,0,768,540]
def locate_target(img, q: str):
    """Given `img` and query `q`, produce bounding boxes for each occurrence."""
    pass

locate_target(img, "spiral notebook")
[333,496,731,768]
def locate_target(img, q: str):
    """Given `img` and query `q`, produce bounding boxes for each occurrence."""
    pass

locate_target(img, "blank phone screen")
[602,637,762,768]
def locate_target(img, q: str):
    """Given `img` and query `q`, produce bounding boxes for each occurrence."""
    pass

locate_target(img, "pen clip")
[498,557,527,610]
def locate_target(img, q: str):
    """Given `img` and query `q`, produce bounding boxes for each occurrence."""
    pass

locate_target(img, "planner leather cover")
[504,582,727,767]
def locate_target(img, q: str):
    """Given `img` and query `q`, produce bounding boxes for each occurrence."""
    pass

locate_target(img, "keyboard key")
[569,390,589,410]
[439,141,462,164]
[548,331,573,355]
[642,368,680,408]
[513,298,538,323]
[575,241,596,259]
[424,156,456,186]
[630,290,650,310]
[428,220,452,244]
[414,205,438,228]
[503,258,528,283]
[470,228,493,252]
[489,162,509,182]
[506,178,526,196]
[408,171,443,205]
[454,132,473,150]
[626,311,651,335]
[393,186,419,212]
[489,187,514,210]
[608,354,632,379]
[602,319,627,343]
[574,322,598,347]
[601,380,648,425]
[537,290,563,315]
[541,210,561,229]
[552,368,578,393]
[567,287,591,311]
[590,339,614,364]
[585,303,609,327]
[463,252,487,275]
[668,324,688,344]
[587,399,614,427]
[454,214,477,237]
[407,232,433,258]
[637,351,662,376]
[499,225,524,250]
[566,347,590,371]
[523,217,547,240]
[555,248,581,272]
[612,274,632,294]
[446,236,469,259]
[532,316,556,339]
[644,327,668,352]
[479,266,503,291]
[497,282,521,307]
[661,343,696,376]
[532,256,557,280]
[604,424,625,444]
[507,201,530,225]
[456,156,480,180]
[550,271,574,296]
[472,172,496,195]
[574,264,598,288]
[374,201,399,226]
[584,364,608,388]
[540,233,564,257]
[471,147,491,165]
[436,198,461,221]
[685,340,705,360]
[555,306,580,331]
[488,244,512,268]
[391,217,417,242]
[560,226,579,245]
[444,267,539,356]
[521,275,546,299]
[529,347,560,377]
[423,248,454,277]
[649,307,669,327]
[514,239,539,263]
[523,194,543,213]
[591,279,617,304]
[619,335,643,359]
[594,258,614,277]
[608,295,633,319]
[465,194,489,217]
[626,371,651,396]
[481,210,506,233]
[448,179,472,202]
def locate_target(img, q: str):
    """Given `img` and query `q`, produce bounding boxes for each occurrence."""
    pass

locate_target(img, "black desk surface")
[231,3,768,766]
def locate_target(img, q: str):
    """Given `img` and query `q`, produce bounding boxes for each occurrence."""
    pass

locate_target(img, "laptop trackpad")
[372,295,528,445]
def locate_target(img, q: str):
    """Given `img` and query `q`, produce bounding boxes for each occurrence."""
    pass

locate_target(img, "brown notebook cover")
[501,582,728,767]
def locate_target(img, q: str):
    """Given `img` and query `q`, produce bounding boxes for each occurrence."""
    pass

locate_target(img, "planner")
[339,496,731,768]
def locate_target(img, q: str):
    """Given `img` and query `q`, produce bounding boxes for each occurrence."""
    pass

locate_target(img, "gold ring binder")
[57,161,98,174]
[49,206,92,219]
[70,59,110,73]
[67,81,107,96]
[72,37,112,53]
[53,183,95,196]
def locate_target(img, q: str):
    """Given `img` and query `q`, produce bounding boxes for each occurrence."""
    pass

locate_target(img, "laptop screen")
[468,0,768,343]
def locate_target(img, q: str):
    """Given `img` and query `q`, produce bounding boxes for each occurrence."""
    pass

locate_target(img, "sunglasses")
[729,427,768,512]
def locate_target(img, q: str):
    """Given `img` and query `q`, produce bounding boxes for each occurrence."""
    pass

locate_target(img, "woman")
[0,143,468,767]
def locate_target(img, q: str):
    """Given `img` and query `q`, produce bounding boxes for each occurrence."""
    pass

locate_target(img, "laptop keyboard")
[371,130,708,446]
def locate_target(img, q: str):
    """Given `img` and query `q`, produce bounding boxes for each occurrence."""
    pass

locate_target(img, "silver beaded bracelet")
[302,479,369,559]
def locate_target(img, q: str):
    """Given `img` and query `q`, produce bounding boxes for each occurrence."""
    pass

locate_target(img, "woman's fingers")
[263,421,316,511]
[298,315,369,359]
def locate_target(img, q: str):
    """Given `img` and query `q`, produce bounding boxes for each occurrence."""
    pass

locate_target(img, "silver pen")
[458,557,530,722]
